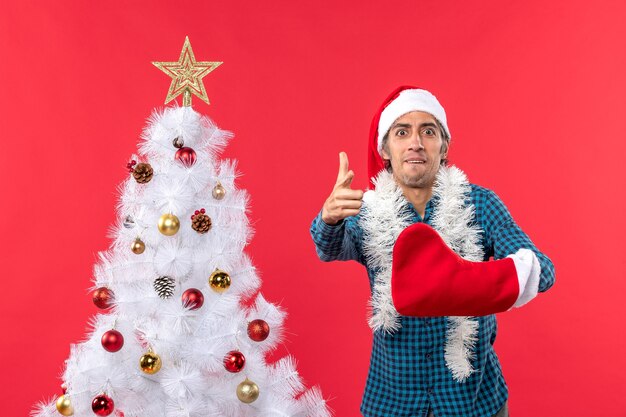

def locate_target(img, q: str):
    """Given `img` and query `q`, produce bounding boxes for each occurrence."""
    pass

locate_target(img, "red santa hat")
[367,86,451,187]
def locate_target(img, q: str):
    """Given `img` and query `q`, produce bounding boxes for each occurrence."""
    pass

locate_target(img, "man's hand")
[321,152,364,225]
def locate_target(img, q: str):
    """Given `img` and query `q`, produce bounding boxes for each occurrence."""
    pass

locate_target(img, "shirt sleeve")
[309,210,365,264]
[484,189,555,293]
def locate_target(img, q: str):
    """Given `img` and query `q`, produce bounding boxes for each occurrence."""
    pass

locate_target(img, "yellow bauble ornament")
[158,213,180,236]
[236,378,259,403]
[139,351,162,374]
[209,269,231,293]
[212,182,226,200]
[131,238,145,254]
[56,394,74,416]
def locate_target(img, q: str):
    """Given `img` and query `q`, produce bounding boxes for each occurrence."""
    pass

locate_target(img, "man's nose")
[408,132,424,150]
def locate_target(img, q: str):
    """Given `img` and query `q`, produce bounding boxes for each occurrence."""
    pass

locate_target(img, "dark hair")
[381,118,450,171]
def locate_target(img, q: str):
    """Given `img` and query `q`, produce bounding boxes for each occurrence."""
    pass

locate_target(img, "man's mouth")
[405,159,426,164]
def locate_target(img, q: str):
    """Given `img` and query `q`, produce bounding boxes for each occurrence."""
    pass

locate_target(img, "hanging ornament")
[139,351,162,374]
[208,269,231,293]
[92,287,114,310]
[92,394,115,416]
[154,276,175,299]
[182,288,204,310]
[131,238,146,254]
[101,329,124,352]
[55,394,74,416]
[175,147,197,167]
[236,378,260,404]
[173,137,184,148]
[131,162,154,184]
[212,182,226,200]
[247,319,270,342]
[158,213,180,236]
[123,215,135,229]
[191,208,212,234]
[223,350,246,373]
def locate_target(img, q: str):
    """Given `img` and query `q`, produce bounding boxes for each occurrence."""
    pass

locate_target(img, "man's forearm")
[310,211,360,262]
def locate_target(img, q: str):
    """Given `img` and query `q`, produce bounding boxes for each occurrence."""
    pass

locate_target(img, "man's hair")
[381,118,450,171]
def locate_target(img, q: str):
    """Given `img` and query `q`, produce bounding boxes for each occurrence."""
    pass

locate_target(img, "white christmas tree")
[32,38,330,417]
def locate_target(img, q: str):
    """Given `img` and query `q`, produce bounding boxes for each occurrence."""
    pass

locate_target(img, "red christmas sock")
[391,223,531,317]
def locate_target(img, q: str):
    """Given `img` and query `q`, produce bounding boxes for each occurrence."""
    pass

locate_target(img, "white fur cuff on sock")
[507,248,541,308]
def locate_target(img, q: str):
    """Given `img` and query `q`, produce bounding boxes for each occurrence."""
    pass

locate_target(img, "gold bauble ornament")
[236,378,260,404]
[139,351,162,374]
[209,269,231,293]
[131,238,146,254]
[56,394,74,416]
[212,182,226,200]
[158,213,180,236]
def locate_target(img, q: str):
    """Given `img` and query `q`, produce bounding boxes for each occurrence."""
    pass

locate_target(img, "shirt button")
[425,353,432,359]
[428,388,434,395]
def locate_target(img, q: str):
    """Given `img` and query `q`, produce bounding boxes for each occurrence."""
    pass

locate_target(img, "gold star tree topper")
[153,36,222,106]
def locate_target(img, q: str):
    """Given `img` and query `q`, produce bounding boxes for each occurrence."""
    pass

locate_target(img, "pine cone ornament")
[132,162,154,184]
[154,276,175,299]
[191,209,212,234]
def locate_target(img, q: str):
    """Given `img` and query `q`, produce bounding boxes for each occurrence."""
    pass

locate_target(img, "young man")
[310,86,555,417]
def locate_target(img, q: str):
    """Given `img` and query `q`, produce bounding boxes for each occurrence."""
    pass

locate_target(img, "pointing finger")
[336,152,349,184]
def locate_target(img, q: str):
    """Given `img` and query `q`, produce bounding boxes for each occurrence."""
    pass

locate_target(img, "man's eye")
[424,128,435,136]
[397,129,407,136]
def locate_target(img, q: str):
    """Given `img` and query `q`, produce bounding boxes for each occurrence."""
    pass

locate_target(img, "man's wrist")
[321,207,343,226]
[317,211,345,230]
[321,216,343,226]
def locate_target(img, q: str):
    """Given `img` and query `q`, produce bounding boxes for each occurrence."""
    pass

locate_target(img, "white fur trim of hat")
[377,89,451,154]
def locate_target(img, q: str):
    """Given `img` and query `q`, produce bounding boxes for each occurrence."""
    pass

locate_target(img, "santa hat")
[367,86,450,187]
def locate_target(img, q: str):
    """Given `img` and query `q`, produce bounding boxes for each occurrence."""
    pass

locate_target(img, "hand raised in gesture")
[321,152,364,225]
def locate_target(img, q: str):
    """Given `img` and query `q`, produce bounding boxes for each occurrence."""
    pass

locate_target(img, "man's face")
[381,111,447,189]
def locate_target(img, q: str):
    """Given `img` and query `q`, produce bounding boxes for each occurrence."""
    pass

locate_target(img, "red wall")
[1,1,625,416]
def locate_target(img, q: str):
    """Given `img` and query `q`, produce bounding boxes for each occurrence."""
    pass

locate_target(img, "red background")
[1,1,625,416]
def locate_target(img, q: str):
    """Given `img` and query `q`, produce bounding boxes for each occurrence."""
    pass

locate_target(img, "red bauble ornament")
[101,330,124,352]
[92,287,114,309]
[223,350,246,373]
[92,394,115,416]
[247,319,270,342]
[175,147,197,167]
[182,288,204,310]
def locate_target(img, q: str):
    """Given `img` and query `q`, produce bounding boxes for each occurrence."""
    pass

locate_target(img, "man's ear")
[381,147,390,160]
[440,139,449,160]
